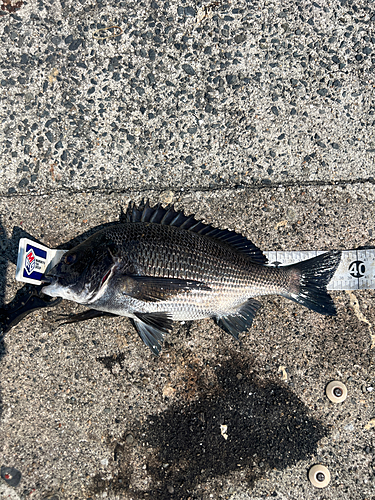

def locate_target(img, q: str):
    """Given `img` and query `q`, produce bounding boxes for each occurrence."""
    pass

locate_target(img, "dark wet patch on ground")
[97,352,127,376]
[90,352,327,499]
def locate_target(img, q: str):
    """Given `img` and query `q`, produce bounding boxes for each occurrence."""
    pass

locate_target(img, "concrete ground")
[0,0,375,499]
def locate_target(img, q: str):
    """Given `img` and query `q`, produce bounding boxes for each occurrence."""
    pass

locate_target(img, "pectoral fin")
[133,311,173,355]
[122,275,211,302]
[215,298,262,339]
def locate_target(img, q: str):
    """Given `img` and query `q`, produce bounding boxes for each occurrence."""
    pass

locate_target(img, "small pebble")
[18,178,29,188]
[125,434,134,444]
[182,63,195,76]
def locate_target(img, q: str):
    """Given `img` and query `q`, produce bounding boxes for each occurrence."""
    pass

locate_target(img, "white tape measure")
[265,250,375,290]
[15,238,375,291]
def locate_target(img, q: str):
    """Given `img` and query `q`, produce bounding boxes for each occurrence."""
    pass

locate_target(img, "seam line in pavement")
[1,177,375,199]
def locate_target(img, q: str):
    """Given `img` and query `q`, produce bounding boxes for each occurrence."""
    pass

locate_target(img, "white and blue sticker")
[16,238,66,285]
[23,244,46,279]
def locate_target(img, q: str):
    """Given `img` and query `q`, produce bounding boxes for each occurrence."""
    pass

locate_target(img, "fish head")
[42,235,120,304]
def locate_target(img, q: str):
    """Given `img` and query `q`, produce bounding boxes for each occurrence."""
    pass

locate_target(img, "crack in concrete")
[346,290,375,349]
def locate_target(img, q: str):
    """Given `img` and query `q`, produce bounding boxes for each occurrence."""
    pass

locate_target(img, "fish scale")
[42,202,341,355]
[124,224,260,287]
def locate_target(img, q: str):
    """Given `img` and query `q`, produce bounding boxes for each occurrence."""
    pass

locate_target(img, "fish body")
[43,203,341,354]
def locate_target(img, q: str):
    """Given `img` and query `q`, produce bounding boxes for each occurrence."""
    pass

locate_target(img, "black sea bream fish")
[42,203,341,355]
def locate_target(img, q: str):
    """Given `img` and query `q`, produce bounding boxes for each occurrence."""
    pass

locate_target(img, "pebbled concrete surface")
[0,0,374,194]
[0,0,375,499]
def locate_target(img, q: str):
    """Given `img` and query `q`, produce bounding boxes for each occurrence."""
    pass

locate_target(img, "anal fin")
[215,298,262,339]
[133,311,173,355]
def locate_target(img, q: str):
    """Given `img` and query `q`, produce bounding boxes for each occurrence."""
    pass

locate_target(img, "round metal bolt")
[333,387,343,397]
[309,464,331,488]
[326,381,347,403]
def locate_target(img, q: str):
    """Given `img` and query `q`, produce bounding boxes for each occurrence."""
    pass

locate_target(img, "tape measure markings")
[264,250,375,291]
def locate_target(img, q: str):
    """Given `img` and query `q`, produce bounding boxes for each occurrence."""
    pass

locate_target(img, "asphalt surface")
[0,0,375,499]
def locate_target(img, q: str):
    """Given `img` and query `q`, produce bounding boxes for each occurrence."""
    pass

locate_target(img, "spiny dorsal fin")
[123,201,267,264]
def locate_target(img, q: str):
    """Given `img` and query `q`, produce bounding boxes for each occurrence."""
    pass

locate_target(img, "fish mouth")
[41,272,106,303]
[41,280,62,298]
[41,278,87,302]
[41,262,117,303]
[41,275,53,284]
[42,272,64,291]
[43,266,80,287]
[41,270,63,289]
[43,267,63,282]
[41,272,81,299]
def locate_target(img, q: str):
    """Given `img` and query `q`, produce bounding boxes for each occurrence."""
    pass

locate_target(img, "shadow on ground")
[91,352,327,499]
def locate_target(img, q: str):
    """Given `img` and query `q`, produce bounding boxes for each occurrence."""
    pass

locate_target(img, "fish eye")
[65,253,77,265]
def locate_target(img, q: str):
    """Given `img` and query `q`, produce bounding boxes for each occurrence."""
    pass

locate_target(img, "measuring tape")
[265,250,375,290]
[15,238,374,291]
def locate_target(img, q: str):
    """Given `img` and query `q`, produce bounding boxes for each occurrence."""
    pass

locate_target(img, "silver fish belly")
[43,202,341,355]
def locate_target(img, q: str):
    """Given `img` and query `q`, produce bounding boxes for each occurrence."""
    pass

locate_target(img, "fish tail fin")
[282,250,341,316]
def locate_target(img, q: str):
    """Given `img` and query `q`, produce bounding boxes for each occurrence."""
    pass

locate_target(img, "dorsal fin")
[123,201,267,264]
